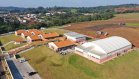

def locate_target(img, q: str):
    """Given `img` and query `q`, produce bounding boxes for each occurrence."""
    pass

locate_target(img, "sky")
[1,0,139,8]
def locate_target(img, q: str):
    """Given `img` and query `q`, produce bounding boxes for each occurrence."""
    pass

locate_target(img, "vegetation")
[0,34,22,45]
[42,29,69,35]
[19,46,139,79]
[126,23,139,27]
[4,42,28,51]
[115,13,139,19]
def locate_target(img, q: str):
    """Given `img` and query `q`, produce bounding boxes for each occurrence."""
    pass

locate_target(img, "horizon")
[0,0,139,8]
[0,4,139,8]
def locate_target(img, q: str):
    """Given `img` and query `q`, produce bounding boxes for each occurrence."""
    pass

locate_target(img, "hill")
[0,6,26,11]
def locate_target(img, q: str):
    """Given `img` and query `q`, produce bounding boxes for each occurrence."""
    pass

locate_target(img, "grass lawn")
[0,34,22,45]
[43,29,69,35]
[19,46,139,79]
[4,42,28,51]
[126,23,139,27]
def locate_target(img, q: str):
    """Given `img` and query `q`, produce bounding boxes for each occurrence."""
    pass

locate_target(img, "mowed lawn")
[19,46,139,79]
[4,42,28,51]
[0,34,22,45]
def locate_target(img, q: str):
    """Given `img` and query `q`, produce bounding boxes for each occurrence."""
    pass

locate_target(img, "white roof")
[64,32,86,38]
[92,36,131,54]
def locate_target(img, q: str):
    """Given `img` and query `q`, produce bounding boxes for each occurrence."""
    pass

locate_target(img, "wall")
[15,32,17,36]
[48,43,58,51]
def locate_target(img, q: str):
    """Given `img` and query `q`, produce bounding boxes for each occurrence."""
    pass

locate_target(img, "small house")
[27,35,42,43]
[14,39,23,44]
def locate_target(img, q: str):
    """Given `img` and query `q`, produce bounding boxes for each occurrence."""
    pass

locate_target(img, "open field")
[43,29,69,35]
[0,34,22,45]
[62,13,139,47]
[4,42,28,51]
[126,23,139,27]
[19,46,139,79]
[115,13,139,19]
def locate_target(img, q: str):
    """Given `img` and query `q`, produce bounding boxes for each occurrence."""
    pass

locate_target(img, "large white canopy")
[92,36,132,54]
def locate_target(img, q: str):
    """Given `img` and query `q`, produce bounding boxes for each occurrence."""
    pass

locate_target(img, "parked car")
[28,72,37,76]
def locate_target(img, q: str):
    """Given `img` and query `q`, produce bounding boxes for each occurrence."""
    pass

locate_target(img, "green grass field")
[4,42,28,51]
[0,34,22,45]
[43,29,69,35]
[19,46,139,79]
[115,13,139,19]
[126,23,139,27]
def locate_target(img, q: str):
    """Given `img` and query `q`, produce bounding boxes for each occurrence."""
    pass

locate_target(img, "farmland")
[19,46,139,79]
[62,13,139,47]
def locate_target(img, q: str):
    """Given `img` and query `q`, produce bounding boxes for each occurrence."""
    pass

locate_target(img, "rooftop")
[28,29,38,32]
[29,35,41,40]
[42,32,59,39]
[23,32,32,36]
[15,39,23,42]
[34,31,44,35]
[54,40,74,48]
[16,30,27,34]
[64,32,86,38]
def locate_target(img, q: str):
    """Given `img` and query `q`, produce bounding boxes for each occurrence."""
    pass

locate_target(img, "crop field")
[19,46,139,79]
[62,13,139,47]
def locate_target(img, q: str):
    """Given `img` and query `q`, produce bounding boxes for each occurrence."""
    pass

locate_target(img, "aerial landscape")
[0,0,139,79]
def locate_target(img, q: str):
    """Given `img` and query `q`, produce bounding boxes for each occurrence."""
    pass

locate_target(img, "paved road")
[8,59,41,79]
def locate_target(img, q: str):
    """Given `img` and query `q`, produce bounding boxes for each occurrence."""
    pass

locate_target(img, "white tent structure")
[75,36,132,64]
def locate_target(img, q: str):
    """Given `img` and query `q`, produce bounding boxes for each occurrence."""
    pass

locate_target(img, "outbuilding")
[75,36,132,64]
[14,39,23,44]
[64,32,86,43]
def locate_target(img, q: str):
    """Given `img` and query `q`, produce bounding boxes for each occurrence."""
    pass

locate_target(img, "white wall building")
[75,36,132,64]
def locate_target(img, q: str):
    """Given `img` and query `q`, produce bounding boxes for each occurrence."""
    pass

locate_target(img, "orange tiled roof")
[15,39,23,42]
[16,30,26,34]
[30,35,41,40]
[34,31,44,35]
[23,32,32,36]
[42,32,59,39]
[54,40,74,48]
[28,29,38,32]
[8,50,17,54]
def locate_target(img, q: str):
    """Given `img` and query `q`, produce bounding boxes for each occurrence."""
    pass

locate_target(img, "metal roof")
[64,32,86,38]
[92,36,132,54]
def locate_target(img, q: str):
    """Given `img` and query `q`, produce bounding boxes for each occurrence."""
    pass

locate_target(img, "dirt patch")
[62,16,139,48]
[84,24,123,31]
